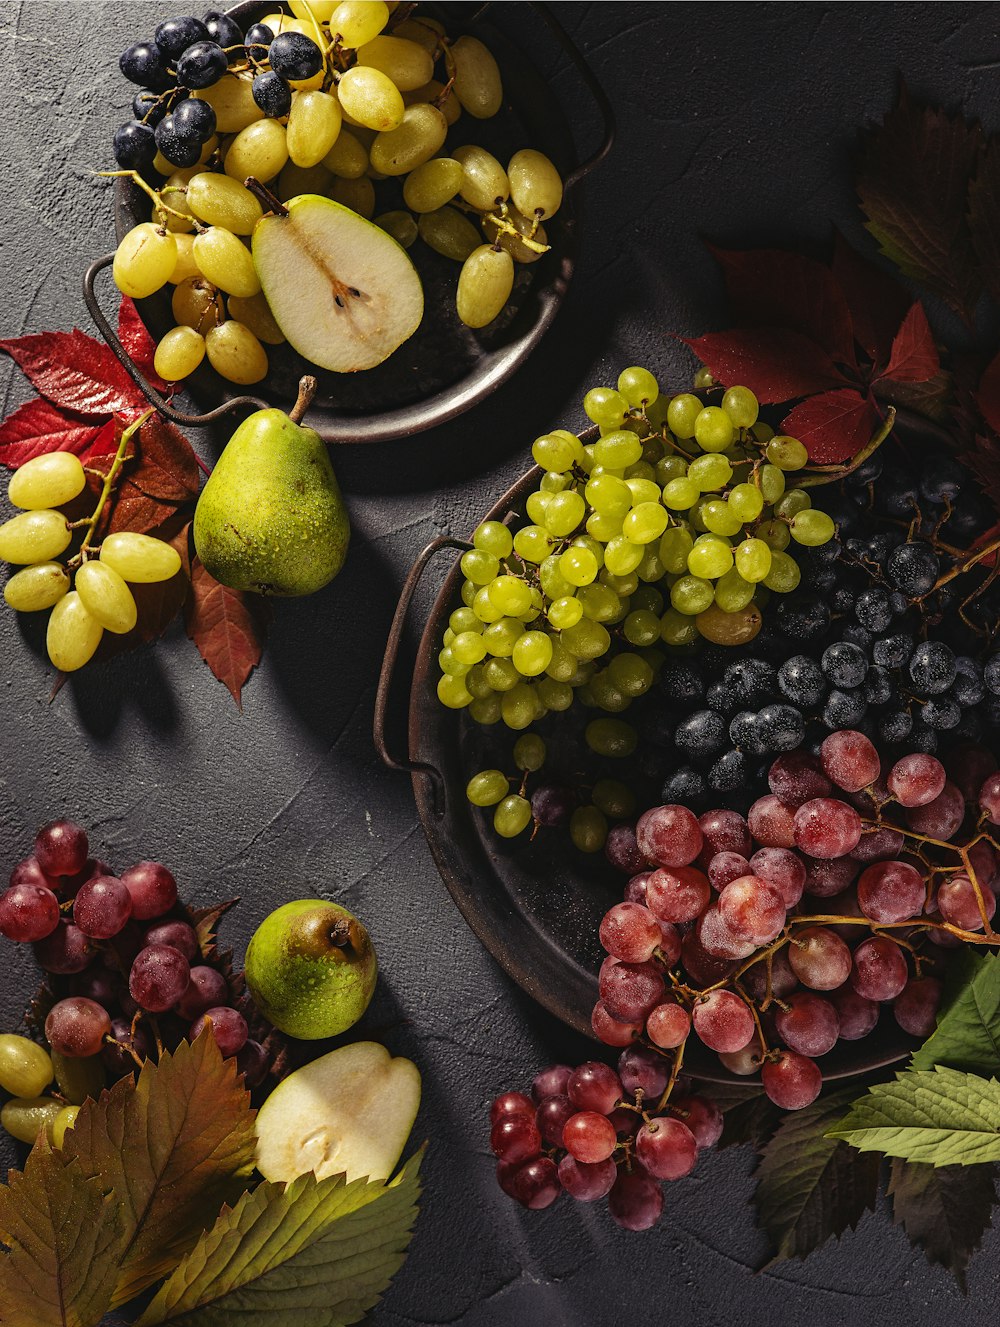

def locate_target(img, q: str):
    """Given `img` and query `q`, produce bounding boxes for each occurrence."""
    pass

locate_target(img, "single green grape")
[585,718,638,758]
[461,580,477,607]
[514,733,547,771]
[450,606,483,635]
[561,617,611,660]
[694,406,735,453]
[758,463,786,503]
[473,520,514,558]
[483,617,525,657]
[473,586,503,623]
[543,490,586,537]
[688,453,733,491]
[774,489,811,520]
[617,365,659,407]
[526,490,552,525]
[1,1096,62,1145]
[687,534,734,580]
[484,657,519,691]
[790,509,836,546]
[637,545,665,583]
[622,501,668,545]
[763,549,801,592]
[656,455,689,484]
[559,545,599,586]
[577,583,622,623]
[753,421,775,444]
[721,385,759,428]
[591,777,636,819]
[590,671,628,712]
[728,482,765,523]
[604,535,645,576]
[570,805,608,852]
[501,683,539,730]
[466,664,492,699]
[714,566,756,611]
[452,630,488,665]
[494,794,532,837]
[532,431,579,471]
[488,574,532,616]
[701,499,743,538]
[546,638,579,681]
[512,629,553,676]
[513,525,554,564]
[461,548,499,585]
[645,396,669,429]
[670,574,715,615]
[734,537,773,582]
[623,608,661,646]
[666,393,702,439]
[537,677,573,710]
[587,511,623,542]
[594,430,643,470]
[438,647,467,676]
[539,555,573,600]
[631,585,664,614]
[624,460,657,484]
[585,473,633,518]
[607,652,654,697]
[437,674,473,708]
[52,1104,80,1149]
[572,534,605,564]
[548,595,582,629]
[0,1035,53,1097]
[540,470,571,494]
[766,434,809,470]
[660,606,699,645]
[693,366,716,389]
[688,498,710,533]
[467,770,510,805]
[577,444,597,474]
[758,519,791,551]
[442,627,456,647]
[659,525,694,574]
[583,386,628,429]
[605,569,641,598]
[662,477,700,510]
[625,477,661,507]
[469,694,502,724]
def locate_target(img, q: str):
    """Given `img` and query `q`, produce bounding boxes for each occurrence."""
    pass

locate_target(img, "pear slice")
[255,1042,421,1185]
[252,193,423,372]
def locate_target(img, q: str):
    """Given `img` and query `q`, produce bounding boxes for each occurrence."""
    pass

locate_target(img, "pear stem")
[329,916,364,953]
[244,175,288,217]
[290,376,318,424]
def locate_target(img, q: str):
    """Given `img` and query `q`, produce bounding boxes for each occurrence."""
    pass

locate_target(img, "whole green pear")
[244,899,377,1040]
[193,376,349,596]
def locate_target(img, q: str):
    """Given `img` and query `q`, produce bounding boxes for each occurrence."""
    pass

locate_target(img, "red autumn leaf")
[706,245,856,367]
[831,232,912,367]
[0,397,106,469]
[184,555,268,709]
[781,388,880,464]
[85,418,121,461]
[0,329,143,417]
[683,328,848,404]
[878,303,940,384]
[118,298,169,395]
[977,350,1000,438]
[83,428,196,540]
[128,414,201,503]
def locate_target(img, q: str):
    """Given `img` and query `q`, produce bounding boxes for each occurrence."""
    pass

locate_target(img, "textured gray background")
[1,2,1000,1324]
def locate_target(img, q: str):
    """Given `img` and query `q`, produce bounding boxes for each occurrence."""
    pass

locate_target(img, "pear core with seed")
[252,192,424,372]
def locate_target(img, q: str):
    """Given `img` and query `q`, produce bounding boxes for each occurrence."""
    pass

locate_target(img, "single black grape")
[204,9,245,56]
[823,688,867,729]
[821,641,868,689]
[661,766,708,805]
[862,665,894,707]
[872,632,914,669]
[154,113,202,166]
[952,658,985,707]
[854,587,894,632]
[245,22,273,61]
[775,593,831,641]
[722,658,777,708]
[984,655,1000,696]
[948,491,993,539]
[268,30,323,79]
[778,655,826,707]
[888,540,939,596]
[155,15,209,58]
[920,457,963,505]
[876,472,919,518]
[922,697,961,730]
[172,95,216,140]
[908,723,939,754]
[113,120,157,168]
[851,453,884,484]
[755,703,805,752]
[120,40,172,90]
[879,708,913,744]
[132,88,168,126]
[252,70,293,117]
[530,785,575,827]
[176,39,228,88]
[831,585,856,614]
[674,710,727,764]
[729,710,764,753]
[841,624,875,651]
[909,641,956,695]
[707,749,749,793]
[658,662,704,705]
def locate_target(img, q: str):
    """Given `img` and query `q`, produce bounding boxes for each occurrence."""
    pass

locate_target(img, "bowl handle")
[82,253,271,426]
[374,534,471,814]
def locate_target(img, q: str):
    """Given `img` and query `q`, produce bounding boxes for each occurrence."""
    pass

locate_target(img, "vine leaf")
[716,1089,781,1152]
[185,555,269,709]
[705,245,856,365]
[830,230,911,366]
[888,1157,997,1292]
[136,1151,423,1327]
[0,329,143,417]
[0,1134,124,1327]
[61,1032,256,1309]
[683,328,848,404]
[0,398,107,469]
[856,84,982,323]
[877,302,940,384]
[910,948,1000,1076]
[828,1067,1000,1166]
[780,388,880,464]
[873,368,953,423]
[754,1089,880,1263]
[968,135,1000,306]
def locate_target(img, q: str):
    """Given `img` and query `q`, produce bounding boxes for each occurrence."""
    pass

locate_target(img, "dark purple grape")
[190,1006,248,1056]
[73,876,132,939]
[34,920,96,974]
[144,919,198,961]
[130,944,190,1012]
[530,784,575,827]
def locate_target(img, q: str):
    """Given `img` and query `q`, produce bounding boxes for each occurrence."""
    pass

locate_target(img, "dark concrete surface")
[1,2,1000,1324]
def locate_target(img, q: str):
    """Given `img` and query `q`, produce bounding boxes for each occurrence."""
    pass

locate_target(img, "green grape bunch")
[0,442,182,673]
[437,368,838,735]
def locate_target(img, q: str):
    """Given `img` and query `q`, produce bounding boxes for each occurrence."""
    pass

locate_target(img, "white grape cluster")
[437,371,837,734]
[111,2,564,386]
[0,453,181,672]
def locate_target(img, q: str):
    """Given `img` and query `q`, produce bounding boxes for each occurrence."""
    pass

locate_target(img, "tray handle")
[82,252,271,426]
[374,534,470,814]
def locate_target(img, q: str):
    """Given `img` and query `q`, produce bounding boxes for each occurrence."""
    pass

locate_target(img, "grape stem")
[797,408,896,488]
[653,1037,686,1114]
[67,409,155,568]
[96,171,201,227]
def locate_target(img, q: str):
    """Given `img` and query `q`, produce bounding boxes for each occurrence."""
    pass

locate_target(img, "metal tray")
[81,1,614,442]
[375,464,920,1083]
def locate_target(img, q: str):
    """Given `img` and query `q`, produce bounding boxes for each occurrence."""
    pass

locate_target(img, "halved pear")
[255,1042,421,1185]
[252,193,423,372]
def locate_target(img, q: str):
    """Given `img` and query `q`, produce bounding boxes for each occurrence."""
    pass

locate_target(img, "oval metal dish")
[374,446,942,1083]
[82,1,614,442]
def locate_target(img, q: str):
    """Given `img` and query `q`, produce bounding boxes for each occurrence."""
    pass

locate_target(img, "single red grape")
[599,957,665,1022]
[742,947,798,1002]
[893,977,943,1037]
[592,1000,642,1047]
[748,795,797,848]
[0,882,60,942]
[190,1006,248,1057]
[563,1110,618,1163]
[635,1117,697,1180]
[129,943,190,1012]
[707,852,751,891]
[558,1154,617,1201]
[490,1113,541,1163]
[608,1164,663,1230]
[510,1155,561,1209]
[605,823,647,874]
[857,860,925,924]
[697,808,751,860]
[850,936,908,1001]
[793,798,862,858]
[618,1044,669,1099]
[768,751,832,807]
[887,753,946,807]
[535,1093,575,1146]
[623,871,652,904]
[567,1061,623,1114]
[691,990,754,1053]
[635,804,703,868]
[802,854,859,898]
[174,964,228,1019]
[775,991,839,1057]
[489,1091,534,1126]
[35,820,88,877]
[531,1064,572,1102]
[600,902,663,963]
[645,1001,691,1050]
[718,875,786,944]
[645,866,710,923]
[45,996,111,1058]
[761,1051,822,1109]
[671,1094,723,1148]
[820,730,880,793]
[144,920,199,961]
[120,861,178,920]
[829,984,879,1040]
[788,926,852,990]
[34,920,95,973]
[851,825,906,864]
[906,781,966,840]
[937,874,996,932]
[749,847,806,908]
[73,876,132,939]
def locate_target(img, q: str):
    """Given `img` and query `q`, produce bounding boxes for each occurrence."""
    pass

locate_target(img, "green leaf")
[888,1157,997,1292]
[829,1066,1000,1166]
[136,1150,423,1327]
[0,1134,123,1327]
[754,1090,880,1262]
[911,948,1000,1076]
[62,1032,256,1309]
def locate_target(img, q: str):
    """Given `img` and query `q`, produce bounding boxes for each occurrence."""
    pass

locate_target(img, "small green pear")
[244,899,377,1039]
[193,376,349,596]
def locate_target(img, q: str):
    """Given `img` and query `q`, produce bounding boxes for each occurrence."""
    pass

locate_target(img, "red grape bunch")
[0,819,269,1093]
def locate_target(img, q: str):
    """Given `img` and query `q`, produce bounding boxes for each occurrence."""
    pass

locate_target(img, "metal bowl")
[375,463,925,1084]
[82,2,614,443]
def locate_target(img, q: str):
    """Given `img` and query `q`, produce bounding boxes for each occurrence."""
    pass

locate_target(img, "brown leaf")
[129,414,200,503]
[856,84,982,324]
[889,1158,997,1292]
[969,136,1000,306]
[184,555,269,708]
[960,432,1000,516]
[873,368,953,423]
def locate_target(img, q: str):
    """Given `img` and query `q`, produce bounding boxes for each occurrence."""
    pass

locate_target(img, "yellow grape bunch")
[110,4,565,385]
[436,371,838,733]
[0,452,181,673]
